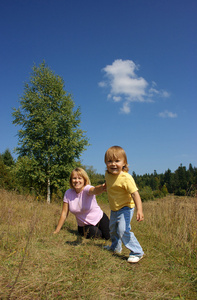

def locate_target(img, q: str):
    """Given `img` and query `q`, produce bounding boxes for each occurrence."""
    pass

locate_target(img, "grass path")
[0,190,196,299]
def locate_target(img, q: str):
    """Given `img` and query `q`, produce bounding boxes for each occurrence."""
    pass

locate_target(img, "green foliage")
[162,168,175,193]
[139,186,154,202]
[0,150,16,190]
[135,163,197,198]
[1,149,15,166]
[12,61,89,201]
[0,159,15,190]
[153,190,164,198]
[0,144,196,201]
[175,188,187,196]
[161,184,168,196]
[83,165,105,186]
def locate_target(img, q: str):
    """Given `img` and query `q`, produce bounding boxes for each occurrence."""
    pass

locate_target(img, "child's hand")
[131,191,144,222]
[103,182,107,191]
[136,211,144,222]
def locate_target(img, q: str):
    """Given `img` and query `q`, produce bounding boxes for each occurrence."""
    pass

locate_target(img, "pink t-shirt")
[63,185,103,227]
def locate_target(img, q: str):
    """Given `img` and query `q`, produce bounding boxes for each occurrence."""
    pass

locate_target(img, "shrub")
[153,190,164,198]
[175,188,187,196]
[161,184,168,196]
[140,186,154,202]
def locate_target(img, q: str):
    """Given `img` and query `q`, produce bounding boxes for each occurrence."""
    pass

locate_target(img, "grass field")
[0,189,197,299]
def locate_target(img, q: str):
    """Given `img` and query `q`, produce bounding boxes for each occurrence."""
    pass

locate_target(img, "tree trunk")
[47,178,50,203]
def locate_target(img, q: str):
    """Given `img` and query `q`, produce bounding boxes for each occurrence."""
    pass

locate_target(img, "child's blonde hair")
[69,167,91,188]
[104,146,129,172]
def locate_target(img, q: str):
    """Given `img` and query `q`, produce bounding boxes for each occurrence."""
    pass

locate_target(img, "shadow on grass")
[64,227,129,263]
[64,227,83,246]
[112,253,128,261]
[94,242,128,261]
[64,227,108,246]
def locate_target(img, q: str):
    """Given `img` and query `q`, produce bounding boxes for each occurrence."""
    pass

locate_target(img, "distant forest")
[0,149,196,201]
[132,164,197,200]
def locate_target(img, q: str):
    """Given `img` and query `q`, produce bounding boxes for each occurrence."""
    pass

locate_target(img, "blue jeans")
[109,207,144,256]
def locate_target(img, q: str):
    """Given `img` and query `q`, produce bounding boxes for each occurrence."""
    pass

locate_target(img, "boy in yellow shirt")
[104,146,144,263]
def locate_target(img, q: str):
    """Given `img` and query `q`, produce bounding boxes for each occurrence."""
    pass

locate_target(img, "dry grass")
[0,189,196,299]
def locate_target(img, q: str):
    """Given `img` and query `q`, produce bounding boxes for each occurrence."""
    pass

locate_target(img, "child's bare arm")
[131,191,144,222]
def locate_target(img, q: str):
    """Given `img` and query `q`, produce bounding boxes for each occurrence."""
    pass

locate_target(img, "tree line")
[0,148,196,201]
[0,61,196,202]
[132,164,197,200]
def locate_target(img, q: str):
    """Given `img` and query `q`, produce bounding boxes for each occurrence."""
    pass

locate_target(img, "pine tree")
[1,149,15,166]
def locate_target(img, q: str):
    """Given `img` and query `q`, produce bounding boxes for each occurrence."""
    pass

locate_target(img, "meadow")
[0,189,196,299]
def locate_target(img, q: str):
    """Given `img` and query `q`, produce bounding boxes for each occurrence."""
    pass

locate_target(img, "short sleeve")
[63,190,70,203]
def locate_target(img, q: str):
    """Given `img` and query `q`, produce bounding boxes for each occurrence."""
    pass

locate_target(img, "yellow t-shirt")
[105,171,138,211]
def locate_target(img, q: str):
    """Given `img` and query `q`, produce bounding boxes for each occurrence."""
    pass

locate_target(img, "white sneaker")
[127,255,143,263]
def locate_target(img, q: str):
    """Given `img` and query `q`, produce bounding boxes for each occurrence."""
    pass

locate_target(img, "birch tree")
[13,61,89,202]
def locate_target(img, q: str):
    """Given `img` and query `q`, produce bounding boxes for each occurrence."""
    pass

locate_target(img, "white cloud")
[161,90,170,98]
[98,81,106,88]
[120,101,130,114]
[113,96,122,102]
[148,87,170,98]
[99,59,170,114]
[159,110,177,118]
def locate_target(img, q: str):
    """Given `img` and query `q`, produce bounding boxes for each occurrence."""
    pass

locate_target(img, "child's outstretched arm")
[131,191,144,222]
[88,183,106,195]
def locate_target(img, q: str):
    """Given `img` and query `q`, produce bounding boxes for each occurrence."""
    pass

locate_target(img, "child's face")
[71,171,85,193]
[106,156,126,175]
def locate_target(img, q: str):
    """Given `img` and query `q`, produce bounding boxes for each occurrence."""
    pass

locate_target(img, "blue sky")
[0,0,196,175]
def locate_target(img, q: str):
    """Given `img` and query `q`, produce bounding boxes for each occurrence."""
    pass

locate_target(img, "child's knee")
[118,225,126,238]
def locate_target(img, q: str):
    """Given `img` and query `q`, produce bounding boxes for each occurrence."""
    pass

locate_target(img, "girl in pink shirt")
[54,168,110,240]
